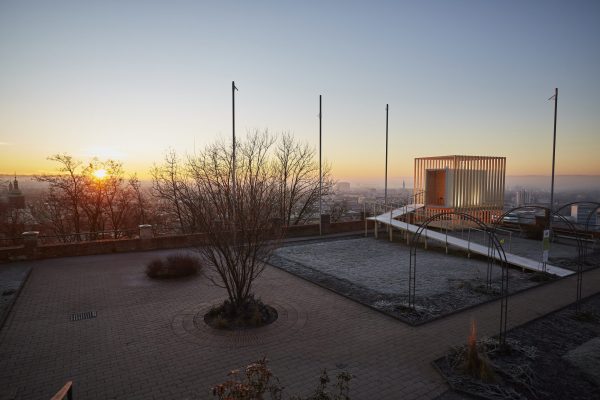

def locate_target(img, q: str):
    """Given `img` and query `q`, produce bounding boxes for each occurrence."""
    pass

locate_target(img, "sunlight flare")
[92,168,107,180]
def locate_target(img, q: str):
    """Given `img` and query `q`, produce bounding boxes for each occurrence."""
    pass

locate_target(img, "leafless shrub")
[145,254,201,279]
[211,358,353,400]
[186,132,283,309]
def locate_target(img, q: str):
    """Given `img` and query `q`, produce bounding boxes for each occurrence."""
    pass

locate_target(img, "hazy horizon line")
[2,173,600,178]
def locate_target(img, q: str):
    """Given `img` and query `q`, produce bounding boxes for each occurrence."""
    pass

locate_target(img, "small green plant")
[145,253,201,279]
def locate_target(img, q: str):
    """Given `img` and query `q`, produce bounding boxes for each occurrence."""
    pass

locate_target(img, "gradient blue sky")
[1,0,599,185]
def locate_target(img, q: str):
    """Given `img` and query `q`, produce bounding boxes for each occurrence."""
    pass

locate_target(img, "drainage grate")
[70,311,97,321]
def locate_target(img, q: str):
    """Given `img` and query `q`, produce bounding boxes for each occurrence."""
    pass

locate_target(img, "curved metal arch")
[554,202,600,267]
[554,201,600,233]
[555,201,600,215]
[583,205,600,234]
[410,211,508,265]
[491,205,586,311]
[408,211,509,343]
[493,205,585,239]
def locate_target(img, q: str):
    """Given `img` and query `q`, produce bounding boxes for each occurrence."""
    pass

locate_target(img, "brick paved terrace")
[1,243,599,400]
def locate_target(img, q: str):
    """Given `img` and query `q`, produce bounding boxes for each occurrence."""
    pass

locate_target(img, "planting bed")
[435,294,600,399]
[270,237,557,325]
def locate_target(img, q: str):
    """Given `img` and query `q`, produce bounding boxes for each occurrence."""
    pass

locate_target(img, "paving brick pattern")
[0,248,599,400]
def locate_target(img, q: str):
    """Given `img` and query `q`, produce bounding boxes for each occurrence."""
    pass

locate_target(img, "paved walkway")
[0,249,599,400]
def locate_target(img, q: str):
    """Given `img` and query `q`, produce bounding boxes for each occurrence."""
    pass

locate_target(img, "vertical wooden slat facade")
[413,155,506,224]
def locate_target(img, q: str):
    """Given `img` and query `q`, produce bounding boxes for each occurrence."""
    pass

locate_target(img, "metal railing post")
[364,202,367,237]
[467,228,471,258]
[389,204,393,242]
[445,221,449,254]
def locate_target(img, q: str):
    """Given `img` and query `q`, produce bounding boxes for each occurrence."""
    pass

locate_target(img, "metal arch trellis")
[583,204,600,234]
[553,201,600,237]
[554,201,600,231]
[554,201,600,214]
[408,211,510,344]
[491,205,586,312]
[554,201,600,264]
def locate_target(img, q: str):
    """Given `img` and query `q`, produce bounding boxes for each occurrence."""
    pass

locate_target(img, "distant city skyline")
[1,1,599,181]
[3,173,600,194]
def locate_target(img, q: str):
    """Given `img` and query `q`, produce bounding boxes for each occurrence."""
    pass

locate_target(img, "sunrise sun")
[92,168,107,180]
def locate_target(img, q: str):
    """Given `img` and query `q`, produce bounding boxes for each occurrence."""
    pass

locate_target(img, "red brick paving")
[0,249,598,399]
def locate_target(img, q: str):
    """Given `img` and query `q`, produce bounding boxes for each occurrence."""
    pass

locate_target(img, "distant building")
[7,176,25,209]
[413,155,506,223]
[335,182,351,192]
[571,204,600,230]
[0,176,34,241]
[515,189,530,206]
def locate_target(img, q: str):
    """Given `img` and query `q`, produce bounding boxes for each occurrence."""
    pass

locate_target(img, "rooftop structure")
[413,155,506,223]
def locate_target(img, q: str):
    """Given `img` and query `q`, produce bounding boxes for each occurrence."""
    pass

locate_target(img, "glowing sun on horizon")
[93,168,107,180]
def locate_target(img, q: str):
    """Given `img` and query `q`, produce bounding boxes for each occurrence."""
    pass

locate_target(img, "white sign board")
[542,229,550,262]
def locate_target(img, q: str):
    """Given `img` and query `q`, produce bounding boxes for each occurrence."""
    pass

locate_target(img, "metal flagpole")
[232,81,238,243]
[542,88,558,272]
[549,88,558,228]
[319,94,322,236]
[385,104,389,206]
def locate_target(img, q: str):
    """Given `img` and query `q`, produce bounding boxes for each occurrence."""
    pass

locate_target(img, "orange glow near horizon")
[1,152,600,184]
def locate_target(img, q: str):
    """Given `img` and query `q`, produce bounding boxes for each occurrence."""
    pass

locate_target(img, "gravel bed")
[269,237,550,325]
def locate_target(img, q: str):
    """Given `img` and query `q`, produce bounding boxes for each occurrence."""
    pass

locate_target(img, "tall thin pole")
[385,104,389,206]
[549,88,558,230]
[319,94,322,235]
[232,81,238,240]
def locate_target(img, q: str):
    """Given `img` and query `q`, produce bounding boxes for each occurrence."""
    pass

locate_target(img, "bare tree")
[35,154,86,239]
[274,132,334,225]
[129,174,147,224]
[102,160,135,238]
[150,134,335,231]
[34,154,140,241]
[329,199,349,222]
[79,160,106,238]
[0,208,25,244]
[150,150,196,233]
[188,132,282,308]
[30,188,74,242]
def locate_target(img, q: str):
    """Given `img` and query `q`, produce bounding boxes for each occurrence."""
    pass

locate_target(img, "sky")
[1,0,599,186]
